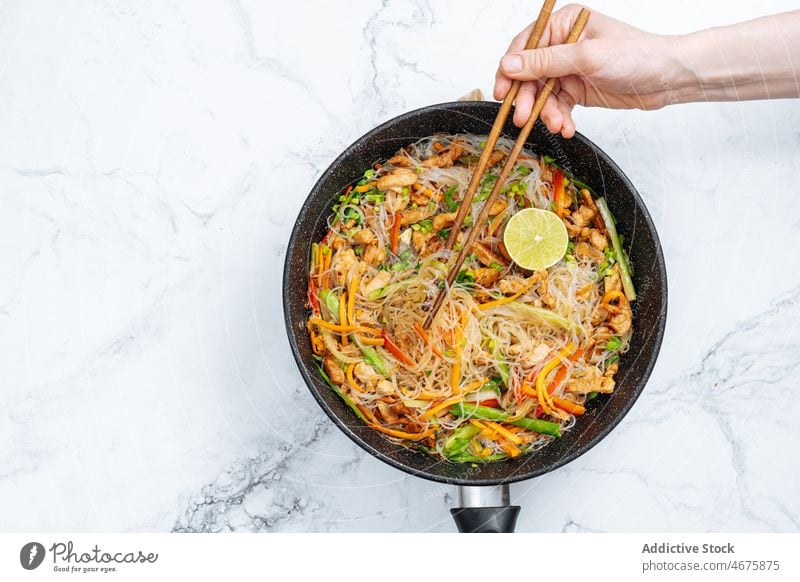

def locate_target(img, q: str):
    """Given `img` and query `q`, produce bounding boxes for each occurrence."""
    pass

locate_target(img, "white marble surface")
[2,0,799,532]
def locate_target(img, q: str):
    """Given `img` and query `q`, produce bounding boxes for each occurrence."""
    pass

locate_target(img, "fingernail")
[502,54,522,73]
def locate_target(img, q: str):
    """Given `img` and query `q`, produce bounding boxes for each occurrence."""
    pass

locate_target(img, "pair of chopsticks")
[423,2,590,330]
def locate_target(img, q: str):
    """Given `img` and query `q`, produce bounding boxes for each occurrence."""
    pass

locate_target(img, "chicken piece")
[331,248,357,287]
[377,168,418,191]
[353,228,376,246]
[376,380,395,395]
[421,142,465,168]
[488,149,505,168]
[588,228,608,251]
[363,244,386,267]
[604,264,622,294]
[588,325,613,351]
[575,241,604,262]
[566,367,615,395]
[608,306,632,335]
[432,211,457,232]
[400,205,434,226]
[362,270,391,296]
[537,273,556,308]
[411,231,428,255]
[497,270,545,295]
[323,355,345,385]
[488,199,507,216]
[376,401,397,423]
[498,277,527,295]
[571,205,596,228]
[355,361,383,384]
[410,189,430,206]
[474,241,509,268]
[329,234,346,251]
[388,154,413,167]
[385,189,409,213]
[517,343,552,369]
[473,267,501,287]
[564,220,582,239]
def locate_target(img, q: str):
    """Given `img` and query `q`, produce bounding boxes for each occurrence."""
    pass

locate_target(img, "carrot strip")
[413,322,443,358]
[381,330,414,367]
[390,212,402,254]
[552,396,585,416]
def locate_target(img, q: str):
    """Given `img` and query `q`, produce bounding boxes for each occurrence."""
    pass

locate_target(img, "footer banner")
[2,533,797,581]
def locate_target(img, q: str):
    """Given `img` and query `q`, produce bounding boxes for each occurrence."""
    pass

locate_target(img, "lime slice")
[503,208,568,270]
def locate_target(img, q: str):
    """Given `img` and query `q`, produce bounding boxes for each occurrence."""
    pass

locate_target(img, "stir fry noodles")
[307,134,635,463]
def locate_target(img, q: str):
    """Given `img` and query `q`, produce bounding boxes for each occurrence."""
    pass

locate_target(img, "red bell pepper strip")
[553,169,566,217]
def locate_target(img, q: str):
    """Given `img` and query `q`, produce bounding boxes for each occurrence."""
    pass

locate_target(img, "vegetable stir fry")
[307,134,634,462]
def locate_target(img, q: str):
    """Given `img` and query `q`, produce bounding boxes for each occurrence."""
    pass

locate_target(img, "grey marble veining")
[1,0,799,532]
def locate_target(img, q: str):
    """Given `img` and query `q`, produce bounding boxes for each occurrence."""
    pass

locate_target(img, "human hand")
[494,4,679,137]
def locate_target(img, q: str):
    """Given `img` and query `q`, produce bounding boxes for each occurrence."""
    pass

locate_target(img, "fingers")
[512,81,536,127]
[556,95,576,138]
[539,82,564,134]
[500,43,587,82]
[493,71,512,100]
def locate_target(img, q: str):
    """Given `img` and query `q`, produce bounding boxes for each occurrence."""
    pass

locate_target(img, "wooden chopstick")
[424,8,591,330]
[444,0,556,252]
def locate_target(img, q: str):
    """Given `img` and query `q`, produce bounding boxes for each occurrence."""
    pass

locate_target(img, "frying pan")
[283,101,667,532]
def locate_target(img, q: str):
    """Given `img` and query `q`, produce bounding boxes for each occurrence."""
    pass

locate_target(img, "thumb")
[500,44,586,81]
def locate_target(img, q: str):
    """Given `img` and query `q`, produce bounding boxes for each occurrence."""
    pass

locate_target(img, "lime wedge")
[503,208,568,270]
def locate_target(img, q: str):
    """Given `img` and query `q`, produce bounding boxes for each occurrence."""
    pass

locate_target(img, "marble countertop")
[2,0,799,532]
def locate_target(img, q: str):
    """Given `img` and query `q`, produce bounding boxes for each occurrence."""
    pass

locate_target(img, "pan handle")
[450,484,520,533]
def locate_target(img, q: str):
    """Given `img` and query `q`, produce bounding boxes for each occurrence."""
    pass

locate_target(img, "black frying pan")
[283,101,667,532]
